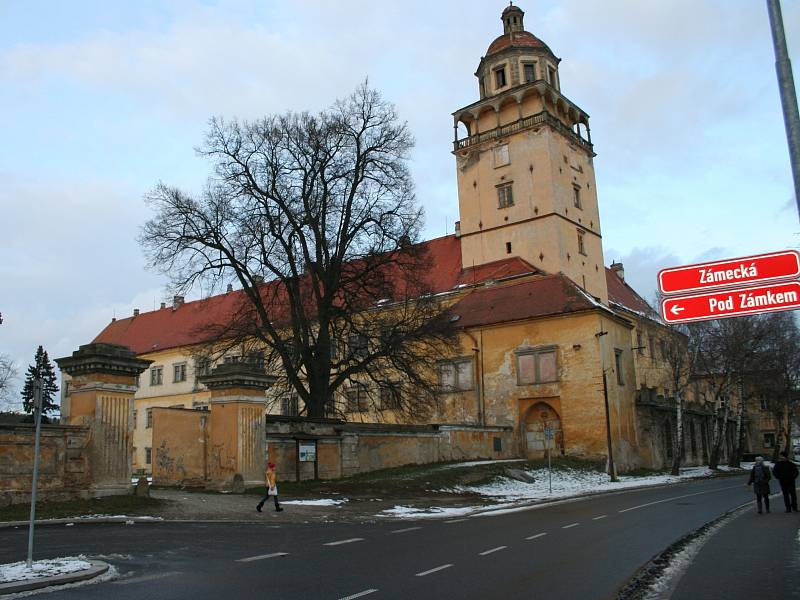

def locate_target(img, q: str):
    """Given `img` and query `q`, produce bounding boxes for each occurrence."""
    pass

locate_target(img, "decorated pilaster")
[56,343,152,496]
[199,363,276,490]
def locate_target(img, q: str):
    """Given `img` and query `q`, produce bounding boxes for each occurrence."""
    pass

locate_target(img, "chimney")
[173,295,185,310]
[133,308,140,317]
[226,283,233,293]
[610,261,625,282]
[253,275,264,284]
[111,317,116,322]
[160,302,166,309]
[454,220,461,238]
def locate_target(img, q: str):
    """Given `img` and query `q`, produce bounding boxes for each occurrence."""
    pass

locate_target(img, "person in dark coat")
[772,451,798,513]
[747,456,772,514]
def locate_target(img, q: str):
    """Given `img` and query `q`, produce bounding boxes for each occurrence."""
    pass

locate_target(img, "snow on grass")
[281,499,348,507]
[378,464,745,519]
[454,466,733,502]
[438,459,526,470]
[380,504,507,519]
[0,557,91,583]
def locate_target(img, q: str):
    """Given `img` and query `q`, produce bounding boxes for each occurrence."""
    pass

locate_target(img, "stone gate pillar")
[199,363,276,491]
[56,343,152,496]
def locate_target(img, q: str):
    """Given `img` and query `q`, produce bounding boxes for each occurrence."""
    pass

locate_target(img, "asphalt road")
[0,476,754,600]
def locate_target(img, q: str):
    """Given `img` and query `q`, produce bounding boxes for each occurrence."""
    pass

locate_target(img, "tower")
[452,4,609,304]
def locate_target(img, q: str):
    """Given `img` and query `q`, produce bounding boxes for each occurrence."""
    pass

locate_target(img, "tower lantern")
[502,3,525,34]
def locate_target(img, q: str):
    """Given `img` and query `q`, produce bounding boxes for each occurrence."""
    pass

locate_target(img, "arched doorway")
[523,402,563,458]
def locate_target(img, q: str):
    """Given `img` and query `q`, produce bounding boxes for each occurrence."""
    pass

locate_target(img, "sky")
[1,0,798,406]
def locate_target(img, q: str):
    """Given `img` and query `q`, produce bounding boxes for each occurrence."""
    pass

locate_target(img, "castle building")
[61,5,737,483]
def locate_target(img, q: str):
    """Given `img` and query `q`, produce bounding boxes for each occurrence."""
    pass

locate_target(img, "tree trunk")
[728,390,743,467]
[709,399,729,470]
[671,393,683,476]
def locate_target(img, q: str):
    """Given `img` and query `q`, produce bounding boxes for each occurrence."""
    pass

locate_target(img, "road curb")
[0,517,270,529]
[0,560,109,595]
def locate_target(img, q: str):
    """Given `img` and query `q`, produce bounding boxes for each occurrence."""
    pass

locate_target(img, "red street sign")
[661,281,800,324]
[658,250,800,295]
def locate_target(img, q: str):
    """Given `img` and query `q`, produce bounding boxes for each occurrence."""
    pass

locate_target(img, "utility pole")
[766,0,800,221]
[596,328,618,482]
[26,377,43,568]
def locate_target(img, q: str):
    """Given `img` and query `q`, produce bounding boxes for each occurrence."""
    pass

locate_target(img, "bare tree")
[657,325,696,476]
[141,83,457,420]
[747,312,800,460]
[0,354,17,411]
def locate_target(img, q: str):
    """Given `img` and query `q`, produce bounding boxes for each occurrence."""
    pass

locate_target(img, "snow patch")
[380,504,507,519]
[281,499,348,507]
[0,557,91,584]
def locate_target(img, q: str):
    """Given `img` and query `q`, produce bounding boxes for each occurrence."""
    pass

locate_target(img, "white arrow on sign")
[670,305,685,316]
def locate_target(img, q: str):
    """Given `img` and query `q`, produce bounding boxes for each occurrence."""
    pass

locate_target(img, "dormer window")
[494,66,507,89]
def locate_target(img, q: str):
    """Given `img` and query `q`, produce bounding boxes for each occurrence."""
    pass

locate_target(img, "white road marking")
[415,564,454,577]
[324,537,364,546]
[593,515,607,520]
[339,589,378,600]
[112,571,181,585]
[236,552,289,562]
[526,532,547,540]
[479,545,507,556]
[618,485,741,513]
[391,526,422,534]
[444,519,468,524]
[562,522,580,529]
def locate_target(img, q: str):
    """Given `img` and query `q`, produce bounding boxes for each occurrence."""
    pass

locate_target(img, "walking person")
[747,456,772,514]
[772,451,798,513]
[256,462,283,513]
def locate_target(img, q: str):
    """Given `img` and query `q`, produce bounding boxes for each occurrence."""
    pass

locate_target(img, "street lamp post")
[26,377,43,568]
[766,0,800,221]
[596,329,618,482]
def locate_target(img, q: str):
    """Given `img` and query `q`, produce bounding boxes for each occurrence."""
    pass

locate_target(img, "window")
[547,65,557,86]
[195,358,211,381]
[348,334,368,359]
[493,437,503,452]
[615,349,625,385]
[281,395,299,416]
[145,447,152,465]
[517,348,558,385]
[506,242,512,254]
[573,185,582,209]
[763,433,776,448]
[479,76,486,98]
[150,366,163,386]
[493,144,510,167]
[577,230,587,256]
[494,66,507,89]
[132,409,138,427]
[497,183,514,208]
[760,397,769,411]
[146,408,153,429]
[173,362,187,383]
[345,384,369,412]
[379,384,402,410]
[439,358,474,392]
[523,62,536,83]
[636,332,644,355]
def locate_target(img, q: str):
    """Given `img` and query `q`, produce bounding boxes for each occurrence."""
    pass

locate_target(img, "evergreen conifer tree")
[21,345,59,416]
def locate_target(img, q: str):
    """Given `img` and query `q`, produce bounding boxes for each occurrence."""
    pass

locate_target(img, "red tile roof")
[452,274,599,329]
[605,268,659,319]
[93,235,539,355]
[486,31,553,57]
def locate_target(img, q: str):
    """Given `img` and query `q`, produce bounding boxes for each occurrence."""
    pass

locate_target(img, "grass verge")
[0,495,168,523]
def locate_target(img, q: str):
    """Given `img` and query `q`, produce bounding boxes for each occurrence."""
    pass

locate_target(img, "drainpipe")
[595,317,618,481]
[464,329,485,426]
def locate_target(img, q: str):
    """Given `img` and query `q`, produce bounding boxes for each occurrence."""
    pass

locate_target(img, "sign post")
[26,378,43,569]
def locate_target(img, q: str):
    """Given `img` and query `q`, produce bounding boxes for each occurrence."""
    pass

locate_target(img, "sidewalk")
[672,499,800,599]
